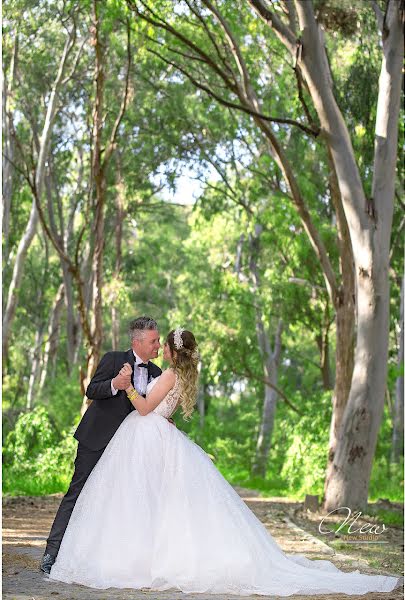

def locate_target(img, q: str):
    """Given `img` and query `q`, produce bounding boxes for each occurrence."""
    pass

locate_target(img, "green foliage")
[42,368,83,432]
[363,506,404,529]
[278,407,331,496]
[3,406,77,496]
[4,406,57,463]
[369,459,404,503]
[176,389,330,498]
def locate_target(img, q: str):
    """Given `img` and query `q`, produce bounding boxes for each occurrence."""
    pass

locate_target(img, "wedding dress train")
[50,376,400,595]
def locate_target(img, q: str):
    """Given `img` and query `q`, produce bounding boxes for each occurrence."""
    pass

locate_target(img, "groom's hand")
[112,372,131,390]
[112,363,132,390]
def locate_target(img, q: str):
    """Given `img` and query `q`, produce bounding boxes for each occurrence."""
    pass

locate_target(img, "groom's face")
[133,329,161,361]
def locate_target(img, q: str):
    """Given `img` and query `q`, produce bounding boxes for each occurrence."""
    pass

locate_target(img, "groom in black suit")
[40,316,162,573]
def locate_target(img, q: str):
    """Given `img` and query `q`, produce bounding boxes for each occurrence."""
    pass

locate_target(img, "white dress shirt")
[111,351,148,396]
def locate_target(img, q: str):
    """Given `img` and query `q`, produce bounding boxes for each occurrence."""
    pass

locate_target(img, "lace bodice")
[150,372,180,418]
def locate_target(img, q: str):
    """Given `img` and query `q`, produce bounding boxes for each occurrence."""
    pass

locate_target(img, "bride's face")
[163,341,173,362]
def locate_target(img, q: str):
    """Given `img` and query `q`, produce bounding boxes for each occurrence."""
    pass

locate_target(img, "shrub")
[3,405,77,496]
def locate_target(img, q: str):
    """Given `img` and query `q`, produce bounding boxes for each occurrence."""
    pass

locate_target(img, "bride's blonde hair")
[167,329,199,420]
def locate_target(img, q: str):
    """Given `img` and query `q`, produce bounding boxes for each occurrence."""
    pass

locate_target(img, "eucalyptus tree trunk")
[249,225,283,477]
[2,32,18,268]
[290,0,402,509]
[2,30,75,364]
[197,386,206,429]
[44,169,80,371]
[84,0,107,410]
[61,260,79,370]
[325,149,355,482]
[82,239,94,329]
[252,316,283,477]
[38,283,65,395]
[197,362,206,429]
[247,0,402,509]
[112,162,125,350]
[26,328,44,410]
[315,324,333,390]
[81,5,131,414]
[64,175,83,366]
[2,201,39,367]
[391,276,404,463]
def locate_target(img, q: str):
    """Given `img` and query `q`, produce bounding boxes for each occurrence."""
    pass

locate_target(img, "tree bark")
[38,283,65,395]
[196,362,206,429]
[2,201,40,367]
[112,160,125,350]
[44,168,80,371]
[26,327,44,411]
[197,384,206,430]
[252,315,283,478]
[65,169,83,366]
[249,225,283,477]
[2,32,18,268]
[324,147,356,486]
[315,306,333,391]
[62,259,79,370]
[391,275,404,463]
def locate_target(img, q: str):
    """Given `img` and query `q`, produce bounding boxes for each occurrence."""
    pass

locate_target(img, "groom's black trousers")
[45,442,105,557]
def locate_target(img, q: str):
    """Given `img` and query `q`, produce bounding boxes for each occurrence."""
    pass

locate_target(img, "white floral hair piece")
[173,327,185,349]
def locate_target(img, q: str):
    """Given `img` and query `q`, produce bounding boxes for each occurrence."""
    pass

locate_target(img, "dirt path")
[2,490,403,600]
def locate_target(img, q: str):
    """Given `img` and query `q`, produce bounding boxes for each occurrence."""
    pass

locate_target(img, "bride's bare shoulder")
[160,368,176,384]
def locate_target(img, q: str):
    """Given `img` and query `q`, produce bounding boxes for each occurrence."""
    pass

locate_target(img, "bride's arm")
[120,363,176,415]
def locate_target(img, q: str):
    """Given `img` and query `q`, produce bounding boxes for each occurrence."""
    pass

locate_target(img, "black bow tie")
[137,362,148,368]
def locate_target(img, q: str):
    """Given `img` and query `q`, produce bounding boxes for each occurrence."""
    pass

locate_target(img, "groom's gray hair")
[129,316,158,341]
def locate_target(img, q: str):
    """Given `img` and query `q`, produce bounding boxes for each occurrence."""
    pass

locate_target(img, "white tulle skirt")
[50,412,399,595]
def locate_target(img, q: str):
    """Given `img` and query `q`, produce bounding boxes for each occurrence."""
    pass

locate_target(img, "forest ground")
[2,488,403,600]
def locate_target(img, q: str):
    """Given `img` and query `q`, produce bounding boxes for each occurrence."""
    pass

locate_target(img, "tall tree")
[2,30,18,267]
[2,8,79,364]
[81,0,132,412]
[241,224,284,477]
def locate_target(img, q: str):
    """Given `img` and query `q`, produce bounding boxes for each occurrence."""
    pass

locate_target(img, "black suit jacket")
[74,349,162,451]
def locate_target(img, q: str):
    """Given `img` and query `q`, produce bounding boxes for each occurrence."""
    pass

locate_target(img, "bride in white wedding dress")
[50,328,400,596]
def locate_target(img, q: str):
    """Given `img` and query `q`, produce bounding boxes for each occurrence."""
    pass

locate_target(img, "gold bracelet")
[127,389,139,401]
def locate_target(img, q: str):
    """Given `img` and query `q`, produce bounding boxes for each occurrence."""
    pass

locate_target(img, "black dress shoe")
[40,552,56,574]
